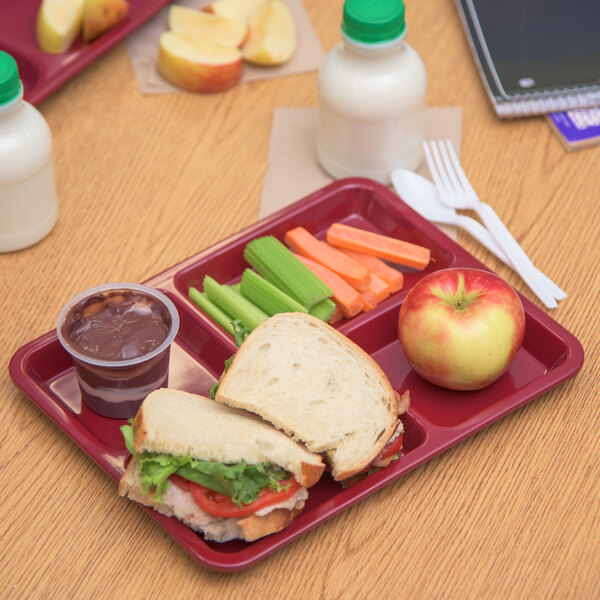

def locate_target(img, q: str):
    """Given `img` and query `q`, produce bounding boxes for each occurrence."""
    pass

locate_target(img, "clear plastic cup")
[57,283,180,419]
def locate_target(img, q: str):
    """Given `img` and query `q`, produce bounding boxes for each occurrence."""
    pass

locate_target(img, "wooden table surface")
[2,1,599,598]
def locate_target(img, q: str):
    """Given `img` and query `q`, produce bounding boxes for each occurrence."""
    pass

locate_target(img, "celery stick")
[309,298,337,322]
[188,286,234,334]
[244,236,332,309]
[203,275,268,331]
[240,268,308,316]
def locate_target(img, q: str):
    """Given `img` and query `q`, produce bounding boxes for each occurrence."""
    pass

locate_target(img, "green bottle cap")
[0,51,22,105]
[342,0,406,43]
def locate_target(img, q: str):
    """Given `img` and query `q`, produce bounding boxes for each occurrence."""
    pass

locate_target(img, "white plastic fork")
[391,169,567,302]
[423,139,566,309]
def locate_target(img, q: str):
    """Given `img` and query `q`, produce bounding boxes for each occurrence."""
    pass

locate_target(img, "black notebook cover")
[455,0,600,117]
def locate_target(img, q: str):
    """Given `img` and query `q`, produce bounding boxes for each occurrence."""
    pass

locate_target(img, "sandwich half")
[118,388,324,542]
[215,312,406,481]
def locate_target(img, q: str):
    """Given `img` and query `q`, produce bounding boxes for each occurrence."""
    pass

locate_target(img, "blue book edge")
[548,108,600,150]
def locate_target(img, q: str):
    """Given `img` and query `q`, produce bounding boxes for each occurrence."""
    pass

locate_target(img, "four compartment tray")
[0,0,171,106]
[9,178,584,571]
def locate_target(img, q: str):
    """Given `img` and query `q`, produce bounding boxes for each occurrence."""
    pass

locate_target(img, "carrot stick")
[293,253,364,318]
[327,222,431,271]
[360,270,390,303]
[339,248,404,293]
[308,246,390,310]
[360,290,378,312]
[328,306,344,325]
[356,272,390,311]
[285,226,371,291]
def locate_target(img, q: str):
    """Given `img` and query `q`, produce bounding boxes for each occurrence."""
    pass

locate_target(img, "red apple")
[398,268,526,391]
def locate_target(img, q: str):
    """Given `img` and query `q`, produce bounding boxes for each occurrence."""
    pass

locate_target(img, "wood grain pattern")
[1,1,599,598]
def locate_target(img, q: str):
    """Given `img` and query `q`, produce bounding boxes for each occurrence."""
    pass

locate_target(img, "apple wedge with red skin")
[398,267,526,391]
[83,0,129,43]
[158,31,243,93]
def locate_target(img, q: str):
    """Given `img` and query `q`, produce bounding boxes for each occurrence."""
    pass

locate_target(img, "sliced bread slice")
[215,313,399,480]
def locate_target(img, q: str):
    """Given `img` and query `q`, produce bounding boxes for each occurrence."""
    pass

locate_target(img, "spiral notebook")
[455,0,600,118]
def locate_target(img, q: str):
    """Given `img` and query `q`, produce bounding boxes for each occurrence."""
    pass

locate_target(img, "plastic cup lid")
[0,51,22,105]
[342,0,406,43]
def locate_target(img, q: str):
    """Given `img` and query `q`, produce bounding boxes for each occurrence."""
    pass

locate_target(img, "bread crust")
[132,406,149,454]
[331,418,399,481]
[299,460,325,488]
[237,508,302,542]
[118,458,304,542]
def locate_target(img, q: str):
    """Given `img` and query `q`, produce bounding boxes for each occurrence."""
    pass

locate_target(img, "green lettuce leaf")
[120,424,290,506]
[231,319,249,347]
[121,420,136,455]
[208,320,246,399]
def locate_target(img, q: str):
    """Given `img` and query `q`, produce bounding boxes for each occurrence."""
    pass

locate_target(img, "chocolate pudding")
[62,290,171,361]
[57,284,179,419]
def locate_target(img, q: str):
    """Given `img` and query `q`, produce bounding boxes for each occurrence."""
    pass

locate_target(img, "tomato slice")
[169,473,191,492]
[369,430,404,470]
[380,431,404,460]
[170,475,301,518]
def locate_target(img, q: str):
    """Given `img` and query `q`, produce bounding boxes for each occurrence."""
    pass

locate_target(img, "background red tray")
[9,178,584,571]
[0,0,171,106]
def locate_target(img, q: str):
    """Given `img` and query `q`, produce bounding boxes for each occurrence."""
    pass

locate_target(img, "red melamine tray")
[0,0,171,106]
[9,178,584,572]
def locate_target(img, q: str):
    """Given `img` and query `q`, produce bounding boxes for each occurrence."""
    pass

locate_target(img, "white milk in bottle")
[316,0,427,185]
[0,51,58,252]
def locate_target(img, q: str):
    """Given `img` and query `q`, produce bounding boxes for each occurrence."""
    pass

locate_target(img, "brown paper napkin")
[125,0,324,94]
[258,106,463,239]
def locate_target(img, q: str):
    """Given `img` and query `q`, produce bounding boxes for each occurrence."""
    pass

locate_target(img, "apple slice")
[168,5,248,48]
[36,0,85,54]
[241,0,297,66]
[158,31,243,93]
[82,0,130,43]
[206,0,267,23]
